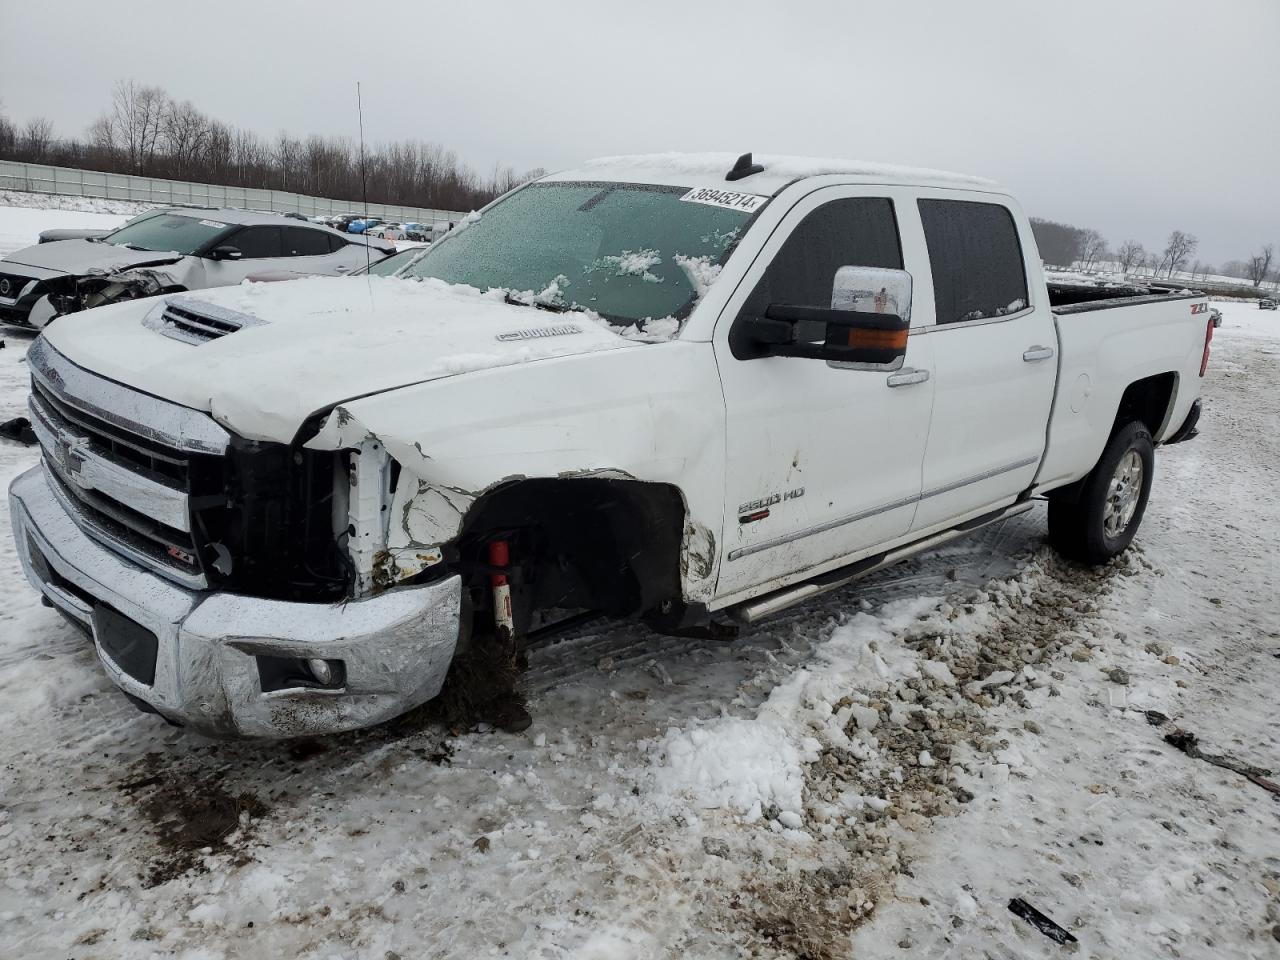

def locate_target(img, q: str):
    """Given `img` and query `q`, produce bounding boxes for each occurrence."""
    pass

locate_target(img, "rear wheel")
[1048,421,1154,565]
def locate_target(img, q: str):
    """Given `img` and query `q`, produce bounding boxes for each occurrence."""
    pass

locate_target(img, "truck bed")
[1048,283,1196,310]
[1036,290,1208,492]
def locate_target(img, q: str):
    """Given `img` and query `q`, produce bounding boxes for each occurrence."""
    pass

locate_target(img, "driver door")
[201,226,290,284]
[714,188,936,601]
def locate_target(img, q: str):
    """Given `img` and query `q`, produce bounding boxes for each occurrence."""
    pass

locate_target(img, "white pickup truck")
[8,153,1212,737]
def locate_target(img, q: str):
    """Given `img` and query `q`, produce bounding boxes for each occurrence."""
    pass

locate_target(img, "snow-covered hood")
[43,275,639,443]
[3,238,186,276]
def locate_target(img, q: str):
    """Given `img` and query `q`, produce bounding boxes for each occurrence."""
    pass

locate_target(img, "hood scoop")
[143,296,266,345]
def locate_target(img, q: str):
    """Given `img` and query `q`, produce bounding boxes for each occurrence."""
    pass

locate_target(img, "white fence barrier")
[0,160,468,227]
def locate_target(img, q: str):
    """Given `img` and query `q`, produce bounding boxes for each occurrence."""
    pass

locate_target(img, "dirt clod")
[702,836,731,858]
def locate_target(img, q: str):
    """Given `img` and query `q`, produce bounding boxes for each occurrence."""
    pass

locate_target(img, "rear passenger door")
[284,226,363,275]
[909,195,1057,532]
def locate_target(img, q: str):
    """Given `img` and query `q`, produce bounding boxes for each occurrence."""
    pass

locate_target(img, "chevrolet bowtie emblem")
[59,436,91,487]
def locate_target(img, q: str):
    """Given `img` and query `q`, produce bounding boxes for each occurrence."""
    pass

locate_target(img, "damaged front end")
[305,409,459,596]
[28,261,184,329]
[10,340,462,736]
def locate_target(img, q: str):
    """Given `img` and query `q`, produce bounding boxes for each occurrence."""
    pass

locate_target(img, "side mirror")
[208,244,243,261]
[742,267,913,370]
[831,265,912,324]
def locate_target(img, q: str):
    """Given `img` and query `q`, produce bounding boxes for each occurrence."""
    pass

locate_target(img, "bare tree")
[0,109,17,157]
[19,117,55,161]
[1246,244,1275,287]
[1078,229,1107,270]
[95,79,170,172]
[2,78,532,212]
[1116,240,1145,274]
[1162,231,1197,277]
[162,100,210,177]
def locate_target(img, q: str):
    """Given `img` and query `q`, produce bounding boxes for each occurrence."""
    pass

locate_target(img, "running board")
[728,501,1035,625]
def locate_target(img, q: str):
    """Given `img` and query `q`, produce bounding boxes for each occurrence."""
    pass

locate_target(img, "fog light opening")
[307,658,334,685]
[257,655,347,692]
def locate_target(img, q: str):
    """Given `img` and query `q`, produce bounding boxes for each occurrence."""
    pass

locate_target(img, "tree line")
[1030,217,1277,288]
[1,84,1273,278]
[0,80,544,212]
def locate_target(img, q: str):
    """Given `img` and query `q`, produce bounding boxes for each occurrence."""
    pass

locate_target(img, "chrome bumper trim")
[27,336,230,456]
[10,466,461,738]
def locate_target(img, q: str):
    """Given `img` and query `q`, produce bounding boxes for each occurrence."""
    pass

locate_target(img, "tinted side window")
[918,200,1028,324]
[732,197,901,358]
[327,233,348,253]
[229,226,282,259]
[286,227,331,256]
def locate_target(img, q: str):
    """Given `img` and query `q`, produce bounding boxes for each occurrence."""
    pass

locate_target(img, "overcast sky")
[3,0,1276,263]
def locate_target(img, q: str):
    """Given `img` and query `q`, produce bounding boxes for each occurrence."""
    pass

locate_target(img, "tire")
[1047,420,1154,565]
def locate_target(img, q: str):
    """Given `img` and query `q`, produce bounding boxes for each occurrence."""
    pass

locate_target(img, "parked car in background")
[0,208,392,329]
[347,217,387,235]
[374,222,432,242]
[5,152,1213,737]
[1260,298,1277,310]
[326,214,364,232]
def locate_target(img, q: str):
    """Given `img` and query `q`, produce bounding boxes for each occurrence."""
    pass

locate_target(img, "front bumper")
[9,465,461,738]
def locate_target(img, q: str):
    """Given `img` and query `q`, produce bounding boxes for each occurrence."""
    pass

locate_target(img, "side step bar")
[728,501,1035,625]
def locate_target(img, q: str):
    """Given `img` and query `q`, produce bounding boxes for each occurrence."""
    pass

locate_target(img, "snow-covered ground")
[0,190,149,258]
[1,197,1278,959]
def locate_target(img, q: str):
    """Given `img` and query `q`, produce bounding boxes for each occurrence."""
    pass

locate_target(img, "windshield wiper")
[502,292,578,314]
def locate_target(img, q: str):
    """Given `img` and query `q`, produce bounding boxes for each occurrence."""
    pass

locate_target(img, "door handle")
[886,368,930,388]
[1023,345,1055,362]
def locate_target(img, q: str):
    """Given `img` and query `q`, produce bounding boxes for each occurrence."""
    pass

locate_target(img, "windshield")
[395,181,764,325]
[103,213,231,255]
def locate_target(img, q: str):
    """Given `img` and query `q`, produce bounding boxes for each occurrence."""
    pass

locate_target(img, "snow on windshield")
[588,249,664,284]
[393,181,760,338]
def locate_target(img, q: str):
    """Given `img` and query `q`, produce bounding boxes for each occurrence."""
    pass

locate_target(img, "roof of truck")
[544,152,999,196]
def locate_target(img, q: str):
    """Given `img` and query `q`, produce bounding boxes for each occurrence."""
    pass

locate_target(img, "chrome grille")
[143,296,265,345]
[26,339,231,589]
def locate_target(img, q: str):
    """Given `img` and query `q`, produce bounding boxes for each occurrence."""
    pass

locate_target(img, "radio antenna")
[357,81,371,271]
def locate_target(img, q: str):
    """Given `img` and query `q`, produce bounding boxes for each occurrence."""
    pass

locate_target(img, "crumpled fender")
[303,342,727,601]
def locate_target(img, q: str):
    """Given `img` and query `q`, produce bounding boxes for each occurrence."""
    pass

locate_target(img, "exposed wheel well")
[1114,372,1177,439]
[454,478,688,629]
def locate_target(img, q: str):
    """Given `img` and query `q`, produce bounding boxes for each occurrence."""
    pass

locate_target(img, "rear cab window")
[918,199,1028,325]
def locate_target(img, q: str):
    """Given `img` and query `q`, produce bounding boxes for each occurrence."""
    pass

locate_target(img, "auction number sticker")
[680,187,767,213]
[199,220,227,228]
